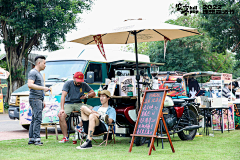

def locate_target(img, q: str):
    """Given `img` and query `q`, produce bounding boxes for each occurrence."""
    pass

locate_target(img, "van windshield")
[41,60,86,81]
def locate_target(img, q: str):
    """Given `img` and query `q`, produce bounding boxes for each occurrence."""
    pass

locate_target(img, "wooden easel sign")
[129,89,175,155]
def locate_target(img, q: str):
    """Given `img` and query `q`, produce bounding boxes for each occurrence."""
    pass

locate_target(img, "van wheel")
[22,125,30,130]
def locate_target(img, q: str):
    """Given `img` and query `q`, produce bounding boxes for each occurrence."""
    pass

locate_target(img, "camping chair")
[80,123,116,146]
[67,111,81,140]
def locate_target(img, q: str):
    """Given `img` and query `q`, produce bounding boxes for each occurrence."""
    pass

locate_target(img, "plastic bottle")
[98,83,103,91]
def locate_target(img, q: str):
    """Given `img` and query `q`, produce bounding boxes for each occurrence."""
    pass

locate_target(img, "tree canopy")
[123,0,238,79]
[0,0,93,101]
[199,0,240,64]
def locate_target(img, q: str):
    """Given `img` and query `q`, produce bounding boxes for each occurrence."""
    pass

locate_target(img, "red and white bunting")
[164,37,170,60]
[93,34,107,61]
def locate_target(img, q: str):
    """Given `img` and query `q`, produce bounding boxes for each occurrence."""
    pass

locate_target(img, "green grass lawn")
[0,129,239,160]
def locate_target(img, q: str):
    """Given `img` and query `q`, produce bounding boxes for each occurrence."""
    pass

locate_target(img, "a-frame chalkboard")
[129,89,175,155]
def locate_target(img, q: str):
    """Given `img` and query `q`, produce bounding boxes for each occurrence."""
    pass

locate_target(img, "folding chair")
[80,124,116,146]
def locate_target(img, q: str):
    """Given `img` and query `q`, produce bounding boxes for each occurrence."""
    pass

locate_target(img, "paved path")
[0,113,61,141]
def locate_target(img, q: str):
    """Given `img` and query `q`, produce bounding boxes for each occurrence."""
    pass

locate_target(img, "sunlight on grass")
[0,129,239,160]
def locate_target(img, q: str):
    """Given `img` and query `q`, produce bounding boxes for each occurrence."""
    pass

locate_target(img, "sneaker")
[75,125,84,133]
[59,137,69,143]
[28,141,34,145]
[34,141,43,146]
[76,139,92,149]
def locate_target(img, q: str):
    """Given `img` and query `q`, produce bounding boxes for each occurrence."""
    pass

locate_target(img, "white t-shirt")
[97,107,108,121]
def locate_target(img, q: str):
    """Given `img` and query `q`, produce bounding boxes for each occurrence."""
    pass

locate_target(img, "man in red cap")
[58,71,96,143]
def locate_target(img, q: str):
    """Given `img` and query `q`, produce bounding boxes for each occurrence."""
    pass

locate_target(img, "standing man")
[58,72,96,143]
[28,55,50,146]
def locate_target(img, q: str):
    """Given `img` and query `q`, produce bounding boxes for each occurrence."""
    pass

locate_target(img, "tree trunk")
[4,48,25,103]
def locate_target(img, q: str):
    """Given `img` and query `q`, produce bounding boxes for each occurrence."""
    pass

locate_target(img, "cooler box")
[115,124,130,137]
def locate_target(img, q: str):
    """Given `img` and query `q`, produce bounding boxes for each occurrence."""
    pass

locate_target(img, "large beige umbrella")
[70,19,200,108]
[71,19,199,44]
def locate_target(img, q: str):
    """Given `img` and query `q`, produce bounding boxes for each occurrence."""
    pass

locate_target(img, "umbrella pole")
[133,31,141,112]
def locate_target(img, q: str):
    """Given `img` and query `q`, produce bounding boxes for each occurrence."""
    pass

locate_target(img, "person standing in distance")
[28,55,50,146]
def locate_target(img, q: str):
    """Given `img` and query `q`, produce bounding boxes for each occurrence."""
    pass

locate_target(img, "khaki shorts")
[64,103,92,121]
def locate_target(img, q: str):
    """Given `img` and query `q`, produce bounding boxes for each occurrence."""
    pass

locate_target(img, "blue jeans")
[29,99,43,142]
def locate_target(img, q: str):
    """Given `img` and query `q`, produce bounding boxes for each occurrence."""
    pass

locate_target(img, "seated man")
[76,90,116,149]
[58,71,96,143]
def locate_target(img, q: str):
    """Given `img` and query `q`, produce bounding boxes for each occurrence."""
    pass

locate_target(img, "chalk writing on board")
[136,91,164,135]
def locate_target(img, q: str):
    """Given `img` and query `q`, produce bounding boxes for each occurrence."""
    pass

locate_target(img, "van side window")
[85,63,102,82]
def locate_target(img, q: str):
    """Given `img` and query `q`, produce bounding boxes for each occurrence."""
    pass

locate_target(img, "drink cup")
[73,139,77,144]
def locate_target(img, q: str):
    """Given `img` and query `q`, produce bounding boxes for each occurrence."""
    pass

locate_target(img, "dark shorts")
[82,120,107,135]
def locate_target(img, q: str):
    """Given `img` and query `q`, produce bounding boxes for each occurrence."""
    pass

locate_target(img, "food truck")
[182,72,236,133]
[8,47,163,135]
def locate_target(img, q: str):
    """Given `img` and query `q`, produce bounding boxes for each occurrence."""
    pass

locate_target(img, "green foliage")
[199,0,240,62]
[4,102,9,109]
[0,59,25,82]
[0,0,93,99]
[9,66,25,82]
[0,0,93,51]
[123,1,236,78]
[0,59,7,69]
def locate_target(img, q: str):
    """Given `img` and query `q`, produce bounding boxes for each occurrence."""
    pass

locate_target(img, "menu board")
[129,89,175,155]
[135,91,164,135]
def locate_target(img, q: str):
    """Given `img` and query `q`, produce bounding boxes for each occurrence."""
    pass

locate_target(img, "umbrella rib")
[125,30,144,44]
[125,32,130,44]
[153,29,171,40]
[136,30,144,34]
[179,29,200,35]
[86,33,107,45]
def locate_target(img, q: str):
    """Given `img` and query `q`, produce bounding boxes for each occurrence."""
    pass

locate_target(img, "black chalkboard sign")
[135,91,164,135]
[129,89,175,155]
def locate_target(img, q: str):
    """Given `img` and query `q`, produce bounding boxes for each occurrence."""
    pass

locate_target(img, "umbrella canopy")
[70,19,200,109]
[71,19,200,44]
[183,71,222,78]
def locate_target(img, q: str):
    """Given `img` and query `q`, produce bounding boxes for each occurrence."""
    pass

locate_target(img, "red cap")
[73,72,84,82]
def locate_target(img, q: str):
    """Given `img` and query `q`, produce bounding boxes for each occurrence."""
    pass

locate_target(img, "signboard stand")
[129,89,175,155]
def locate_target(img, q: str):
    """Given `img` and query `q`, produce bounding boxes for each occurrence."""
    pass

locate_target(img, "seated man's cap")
[98,90,111,98]
[74,72,84,82]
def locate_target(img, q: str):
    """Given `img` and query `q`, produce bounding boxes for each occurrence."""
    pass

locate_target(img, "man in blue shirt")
[76,90,116,149]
